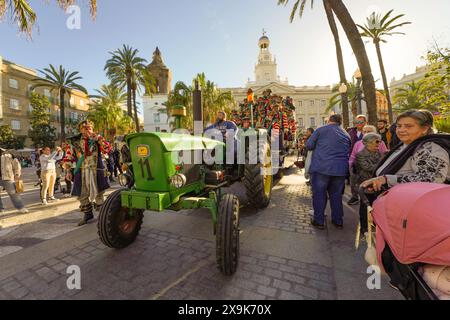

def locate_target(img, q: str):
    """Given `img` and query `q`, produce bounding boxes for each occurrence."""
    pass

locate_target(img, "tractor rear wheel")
[98,189,144,249]
[243,142,273,209]
[216,194,240,276]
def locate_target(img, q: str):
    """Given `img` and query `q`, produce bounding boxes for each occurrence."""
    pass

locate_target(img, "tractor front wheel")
[216,194,240,276]
[98,189,144,249]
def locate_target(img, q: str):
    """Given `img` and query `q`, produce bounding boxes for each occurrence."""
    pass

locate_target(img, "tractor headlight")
[170,174,187,189]
[118,173,133,187]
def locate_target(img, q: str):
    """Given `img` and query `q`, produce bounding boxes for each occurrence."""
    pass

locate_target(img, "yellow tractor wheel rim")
[262,146,272,197]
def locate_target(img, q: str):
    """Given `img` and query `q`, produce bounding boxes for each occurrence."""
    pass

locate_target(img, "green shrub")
[435,117,450,133]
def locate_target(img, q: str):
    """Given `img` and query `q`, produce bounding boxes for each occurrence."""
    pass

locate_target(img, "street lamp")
[338,83,350,128]
[338,83,348,114]
[338,83,348,94]
[354,68,363,115]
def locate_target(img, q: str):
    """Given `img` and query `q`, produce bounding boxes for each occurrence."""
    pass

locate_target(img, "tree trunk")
[328,0,378,125]
[323,0,349,128]
[127,77,133,117]
[132,88,140,133]
[375,41,394,123]
[60,89,66,144]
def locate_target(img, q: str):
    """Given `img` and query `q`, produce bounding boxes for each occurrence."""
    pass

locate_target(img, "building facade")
[223,34,334,130]
[0,56,90,147]
[142,47,172,133]
[390,65,430,97]
[376,91,389,121]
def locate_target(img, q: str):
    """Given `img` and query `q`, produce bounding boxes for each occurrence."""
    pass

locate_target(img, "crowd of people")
[2,109,450,233]
[0,120,126,225]
[298,110,450,232]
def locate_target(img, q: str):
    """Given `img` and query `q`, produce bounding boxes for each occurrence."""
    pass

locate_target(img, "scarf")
[375,134,450,178]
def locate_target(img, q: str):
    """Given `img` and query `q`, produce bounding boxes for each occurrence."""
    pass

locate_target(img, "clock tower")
[254,31,279,85]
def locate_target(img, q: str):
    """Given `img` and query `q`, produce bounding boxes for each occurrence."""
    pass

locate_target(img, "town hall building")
[223,33,335,130]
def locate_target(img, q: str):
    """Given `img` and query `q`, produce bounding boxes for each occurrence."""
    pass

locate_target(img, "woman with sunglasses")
[354,133,384,234]
[348,125,388,206]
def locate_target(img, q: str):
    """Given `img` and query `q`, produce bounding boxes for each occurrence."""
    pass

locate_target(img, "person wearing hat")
[0,147,29,214]
[64,120,111,226]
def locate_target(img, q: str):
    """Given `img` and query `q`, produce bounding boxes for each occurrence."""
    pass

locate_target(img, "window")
[322,117,327,125]
[298,118,304,128]
[9,99,20,110]
[155,127,161,132]
[9,78,19,89]
[80,100,85,107]
[70,112,78,121]
[298,101,303,107]
[44,89,51,97]
[28,104,33,113]
[310,117,316,127]
[310,100,315,107]
[153,113,160,123]
[321,100,326,107]
[11,120,21,130]
[70,97,75,105]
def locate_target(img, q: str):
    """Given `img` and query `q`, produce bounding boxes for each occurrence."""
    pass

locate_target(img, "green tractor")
[98,105,274,275]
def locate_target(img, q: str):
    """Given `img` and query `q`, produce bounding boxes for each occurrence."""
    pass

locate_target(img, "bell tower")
[254,30,278,84]
[143,47,172,133]
[147,47,172,94]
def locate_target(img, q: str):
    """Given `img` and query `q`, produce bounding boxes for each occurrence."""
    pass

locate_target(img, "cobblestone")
[0,179,338,300]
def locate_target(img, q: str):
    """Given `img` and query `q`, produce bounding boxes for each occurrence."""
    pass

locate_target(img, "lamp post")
[354,69,363,115]
[338,83,349,128]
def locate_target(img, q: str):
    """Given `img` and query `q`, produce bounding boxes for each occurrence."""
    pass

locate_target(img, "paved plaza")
[0,167,402,300]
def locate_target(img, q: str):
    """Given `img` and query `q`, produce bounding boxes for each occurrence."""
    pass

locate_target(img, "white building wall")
[0,56,3,124]
[143,94,171,133]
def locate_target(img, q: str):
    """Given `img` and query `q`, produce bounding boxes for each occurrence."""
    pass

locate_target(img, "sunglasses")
[374,140,382,144]
[355,120,366,124]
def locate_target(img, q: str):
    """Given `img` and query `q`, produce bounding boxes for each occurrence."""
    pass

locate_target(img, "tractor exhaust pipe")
[193,80,203,135]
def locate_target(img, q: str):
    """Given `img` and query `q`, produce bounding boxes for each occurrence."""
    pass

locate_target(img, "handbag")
[15,180,24,193]
[294,156,305,169]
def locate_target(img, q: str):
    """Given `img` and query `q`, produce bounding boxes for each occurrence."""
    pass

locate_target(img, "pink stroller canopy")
[373,183,450,266]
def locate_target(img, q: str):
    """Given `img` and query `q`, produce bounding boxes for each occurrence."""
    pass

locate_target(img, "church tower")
[142,47,172,133]
[254,31,279,84]
[147,47,172,94]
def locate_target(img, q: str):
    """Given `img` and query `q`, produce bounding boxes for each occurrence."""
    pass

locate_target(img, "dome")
[259,35,270,49]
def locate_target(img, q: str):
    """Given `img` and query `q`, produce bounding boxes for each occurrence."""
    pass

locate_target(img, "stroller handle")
[358,186,374,207]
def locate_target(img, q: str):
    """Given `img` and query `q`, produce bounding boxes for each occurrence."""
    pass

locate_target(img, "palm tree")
[358,9,411,124]
[104,45,148,120]
[392,81,423,113]
[165,74,234,131]
[130,68,157,133]
[0,0,96,36]
[327,80,358,118]
[279,0,379,124]
[32,64,87,143]
[277,0,350,127]
[89,84,128,139]
[196,73,234,125]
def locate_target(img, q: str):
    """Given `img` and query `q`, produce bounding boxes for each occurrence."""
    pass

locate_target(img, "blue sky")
[1,0,449,97]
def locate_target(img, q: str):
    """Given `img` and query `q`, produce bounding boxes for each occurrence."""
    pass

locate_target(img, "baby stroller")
[359,183,450,300]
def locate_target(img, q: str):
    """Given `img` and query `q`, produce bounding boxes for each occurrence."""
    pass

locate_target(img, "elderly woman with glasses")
[355,133,384,233]
[348,125,388,206]
[361,109,450,192]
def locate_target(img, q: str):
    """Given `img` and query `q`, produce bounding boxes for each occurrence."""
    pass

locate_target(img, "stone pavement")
[0,167,121,257]
[0,167,403,300]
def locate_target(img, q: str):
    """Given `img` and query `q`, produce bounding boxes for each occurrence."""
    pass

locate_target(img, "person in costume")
[64,120,111,226]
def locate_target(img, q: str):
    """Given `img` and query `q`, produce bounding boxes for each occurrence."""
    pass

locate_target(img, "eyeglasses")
[355,120,366,125]
[375,140,382,144]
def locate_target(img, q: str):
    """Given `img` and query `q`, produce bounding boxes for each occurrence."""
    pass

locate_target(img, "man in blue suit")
[306,114,351,229]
